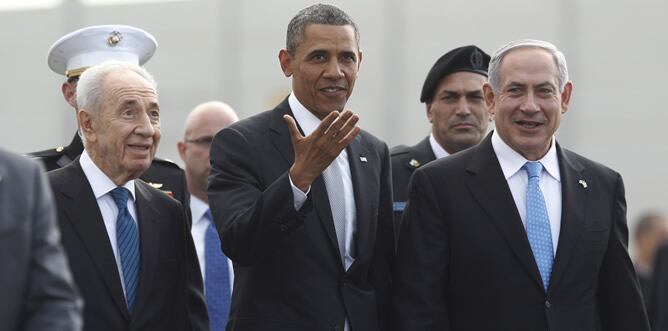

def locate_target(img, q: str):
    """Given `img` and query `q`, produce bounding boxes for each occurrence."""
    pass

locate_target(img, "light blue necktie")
[204,209,231,331]
[110,187,140,313]
[524,162,554,292]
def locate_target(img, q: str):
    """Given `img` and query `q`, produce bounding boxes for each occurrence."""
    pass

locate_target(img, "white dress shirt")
[190,195,234,293]
[80,150,137,299]
[287,92,357,271]
[491,131,562,255]
[429,132,451,160]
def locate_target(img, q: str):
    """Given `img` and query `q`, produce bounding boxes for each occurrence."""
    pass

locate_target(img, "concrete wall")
[1,0,666,237]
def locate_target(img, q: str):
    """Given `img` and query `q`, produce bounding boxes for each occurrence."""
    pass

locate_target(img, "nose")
[135,111,157,138]
[323,59,344,79]
[519,92,540,113]
[455,98,472,116]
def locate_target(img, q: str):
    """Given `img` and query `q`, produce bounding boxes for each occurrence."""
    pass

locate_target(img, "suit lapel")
[130,181,161,317]
[547,146,586,292]
[268,99,342,265]
[59,161,130,319]
[345,135,373,274]
[465,134,544,289]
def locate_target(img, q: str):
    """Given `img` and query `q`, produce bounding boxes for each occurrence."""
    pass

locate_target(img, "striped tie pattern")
[524,161,554,292]
[110,187,140,313]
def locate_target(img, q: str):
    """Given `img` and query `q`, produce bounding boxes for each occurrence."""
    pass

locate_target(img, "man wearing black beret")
[390,45,491,219]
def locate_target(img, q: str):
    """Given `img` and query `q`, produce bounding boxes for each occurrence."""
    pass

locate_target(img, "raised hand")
[283,110,360,192]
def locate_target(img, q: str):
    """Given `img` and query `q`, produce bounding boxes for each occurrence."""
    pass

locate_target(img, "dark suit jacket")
[393,133,649,331]
[30,133,191,210]
[0,149,82,331]
[48,158,208,331]
[390,136,435,204]
[208,98,395,331]
[650,243,668,330]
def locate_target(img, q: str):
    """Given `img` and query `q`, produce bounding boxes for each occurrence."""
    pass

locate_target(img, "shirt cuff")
[289,174,310,210]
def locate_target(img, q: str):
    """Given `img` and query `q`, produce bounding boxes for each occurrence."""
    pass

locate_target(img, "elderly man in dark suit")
[30,24,189,208]
[0,149,82,331]
[391,45,491,229]
[393,39,649,330]
[48,61,208,331]
[208,4,394,331]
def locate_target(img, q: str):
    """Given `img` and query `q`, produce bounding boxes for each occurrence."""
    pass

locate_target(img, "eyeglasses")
[185,136,214,146]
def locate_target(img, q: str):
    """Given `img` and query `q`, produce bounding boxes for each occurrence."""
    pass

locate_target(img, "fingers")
[283,114,303,145]
[313,111,341,137]
[334,112,359,143]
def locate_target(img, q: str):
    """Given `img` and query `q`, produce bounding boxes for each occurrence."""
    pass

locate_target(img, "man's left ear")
[560,81,574,114]
[357,49,363,71]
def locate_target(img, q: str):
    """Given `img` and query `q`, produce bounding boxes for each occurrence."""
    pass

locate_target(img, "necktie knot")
[204,208,213,221]
[524,161,543,179]
[110,187,131,211]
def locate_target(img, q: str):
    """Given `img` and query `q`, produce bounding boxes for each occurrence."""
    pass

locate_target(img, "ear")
[483,83,496,117]
[61,81,78,108]
[77,109,96,144]
[426,103,434,123]
[177,141,187,163]
[559,81,573,114]
[278,49,293,77]
[357,49,363,72]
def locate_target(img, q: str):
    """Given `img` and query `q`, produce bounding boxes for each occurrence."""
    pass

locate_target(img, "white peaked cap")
[47,24,157,78]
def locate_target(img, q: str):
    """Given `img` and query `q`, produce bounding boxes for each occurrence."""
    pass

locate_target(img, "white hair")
[488,39,569,92]
[76,60,157,115]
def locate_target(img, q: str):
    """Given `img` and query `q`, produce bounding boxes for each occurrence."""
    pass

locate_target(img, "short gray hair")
[76,61,157,115]
[488,39,569,92]
[286,3,359,56]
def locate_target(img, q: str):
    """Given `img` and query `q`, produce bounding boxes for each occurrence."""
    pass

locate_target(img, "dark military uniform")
[390,136,435,235]
[29,133,190,211]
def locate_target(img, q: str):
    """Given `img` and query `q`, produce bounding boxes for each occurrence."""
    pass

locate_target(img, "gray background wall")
[1,0,666,241]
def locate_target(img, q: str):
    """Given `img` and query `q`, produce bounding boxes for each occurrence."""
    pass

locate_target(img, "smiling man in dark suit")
[48,61,208,331]
[393,39,649,331]
[207,4,394,331]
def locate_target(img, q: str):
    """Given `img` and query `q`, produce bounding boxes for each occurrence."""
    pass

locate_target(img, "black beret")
[420,45,491,103]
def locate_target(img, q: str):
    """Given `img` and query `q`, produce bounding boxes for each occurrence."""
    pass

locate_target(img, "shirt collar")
[491,130,560,182]
[429,133,451,159]
[190,195,209,226]
[288,92,323,137]
[80,149,136,201]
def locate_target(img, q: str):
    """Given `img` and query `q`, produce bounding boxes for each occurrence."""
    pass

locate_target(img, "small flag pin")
[360,156,368,163]
[578,179,587,188]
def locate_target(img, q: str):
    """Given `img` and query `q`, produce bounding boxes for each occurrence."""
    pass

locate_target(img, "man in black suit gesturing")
[208,4,394,331]
[48,61,208,331]
[393,39,649,330]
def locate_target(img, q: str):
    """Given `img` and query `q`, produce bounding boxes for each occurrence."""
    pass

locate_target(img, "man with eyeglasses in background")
[178,101,239,331]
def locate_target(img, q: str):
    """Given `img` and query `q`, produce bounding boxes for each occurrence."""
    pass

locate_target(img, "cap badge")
[470,49,483,69]
[409,159,421,168]
[107,31,123,47]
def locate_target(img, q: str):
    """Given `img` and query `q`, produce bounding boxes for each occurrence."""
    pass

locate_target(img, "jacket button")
[545,300,551,309]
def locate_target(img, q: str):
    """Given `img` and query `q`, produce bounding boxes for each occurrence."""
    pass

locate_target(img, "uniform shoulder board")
[390,145,411,157]
[152,157,183,170]
[27,147,64,159]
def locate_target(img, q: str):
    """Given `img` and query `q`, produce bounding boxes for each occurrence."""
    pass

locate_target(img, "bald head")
[178,101,239,202]
[184,101,239,138]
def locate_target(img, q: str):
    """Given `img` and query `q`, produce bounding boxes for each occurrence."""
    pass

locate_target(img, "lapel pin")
[578,179,587,189]
[148,182,164,189]
[360,156,368,163]
[409,159,421,168]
